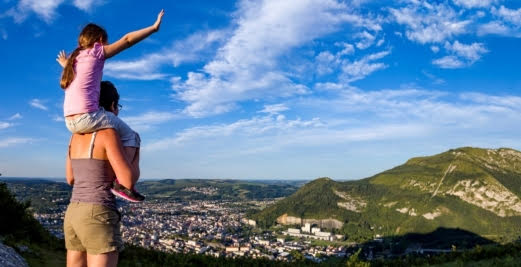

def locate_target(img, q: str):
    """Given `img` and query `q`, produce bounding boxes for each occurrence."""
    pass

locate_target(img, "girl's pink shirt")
[63,42,105,116]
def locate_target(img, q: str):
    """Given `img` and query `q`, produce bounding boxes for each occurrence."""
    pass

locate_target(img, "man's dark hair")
[99,81,120,111]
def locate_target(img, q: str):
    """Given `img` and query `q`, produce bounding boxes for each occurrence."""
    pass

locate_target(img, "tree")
[346,248,370,267]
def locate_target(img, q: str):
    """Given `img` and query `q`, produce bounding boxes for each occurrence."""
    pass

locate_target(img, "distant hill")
[252,147,521,243]
[137,179,302,201]
[1,178,302,213]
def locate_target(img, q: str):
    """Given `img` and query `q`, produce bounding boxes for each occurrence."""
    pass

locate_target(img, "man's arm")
[65,150,74,186]
[124,147,140,184]
[103,129,133,189]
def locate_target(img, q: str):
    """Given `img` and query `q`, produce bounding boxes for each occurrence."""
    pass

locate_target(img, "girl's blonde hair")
[60,23,108,89]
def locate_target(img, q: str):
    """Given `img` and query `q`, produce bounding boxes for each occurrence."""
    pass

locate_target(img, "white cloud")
[144,111,323,151]
[492,6,521,26]
[5,0,65,23]
[336,42,355,56]
[172,0,382,118]
[445,41,488,62]
[376,38,384,47]
[29,99,48,111]
[3,0,104,24]
[72,0,103,11]
[433,41,488,68]
[53,115,64,122]
[298,85,521,131]
[422,71,445,85]
[355,31,376,49]
[122,111,180,132]
[453,0,500,9]
[259,104,290,115]
[390,2,470,44]
[478,21,511,36]
[341,50,390,82]
[432,55,465,68]
[460,93,521,110]
[145,86,521,160]
[0,28,7,40]
[0,137,33,148]
[105,30,228,80]
[431,46,440,53]
[0,122,12,130]
[8,113,22,120]
[315,51,338,75]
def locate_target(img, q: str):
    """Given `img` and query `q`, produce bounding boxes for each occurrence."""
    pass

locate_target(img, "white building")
[288,228,301,234]
[301,223,311,233]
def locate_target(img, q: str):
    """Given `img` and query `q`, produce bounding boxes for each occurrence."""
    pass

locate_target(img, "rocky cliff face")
[276,213,343,229]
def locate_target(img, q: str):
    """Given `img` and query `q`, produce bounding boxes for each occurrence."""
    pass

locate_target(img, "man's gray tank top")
[69,132,116,210]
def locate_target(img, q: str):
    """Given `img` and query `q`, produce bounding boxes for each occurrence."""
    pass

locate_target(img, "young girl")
[57,10,164,202]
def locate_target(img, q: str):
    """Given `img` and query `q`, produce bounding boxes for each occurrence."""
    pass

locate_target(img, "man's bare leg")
[67,250,87,267]
[86,251,118,267]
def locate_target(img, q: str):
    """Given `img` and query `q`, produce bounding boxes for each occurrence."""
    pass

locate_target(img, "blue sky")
[1,0,521,180]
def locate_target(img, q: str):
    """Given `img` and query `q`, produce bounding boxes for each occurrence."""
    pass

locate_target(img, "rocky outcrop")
[333,190,367,212]
[276,213,343,229]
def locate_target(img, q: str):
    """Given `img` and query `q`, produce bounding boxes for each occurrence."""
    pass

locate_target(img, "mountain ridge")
[251,147,521,242]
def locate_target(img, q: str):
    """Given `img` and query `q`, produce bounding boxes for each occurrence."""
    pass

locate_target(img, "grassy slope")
[252,147,521,242]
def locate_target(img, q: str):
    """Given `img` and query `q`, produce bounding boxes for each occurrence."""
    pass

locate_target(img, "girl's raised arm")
[104,9,164,59]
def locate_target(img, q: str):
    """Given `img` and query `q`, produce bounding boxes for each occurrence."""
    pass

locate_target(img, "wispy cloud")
[4,0,65,23]
[2,0,104,24]
[8,113,22,120]
[341,50,390,82]
[390,2,470,44]
[259,104,290,115]
[144,86,521,157]
[493,5,521,26]
[105,30,228,80]
[72,0,104,11]
[355,31,376,49]
[477,21,511,36]
[0,28,7,40]
[0,137,34,148]
[0,122,12,130]
[478,6,521,37]
[453,0,501,9]
[433,41,488,68]
[53,115,64,122]
[144,111,323,151]
[29,99,48,111]
[445,41,488,62]
[172,0,382,118]
[122,111,180,132]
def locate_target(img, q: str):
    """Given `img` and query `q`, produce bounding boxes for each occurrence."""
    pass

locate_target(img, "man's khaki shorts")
[64,202,123,254]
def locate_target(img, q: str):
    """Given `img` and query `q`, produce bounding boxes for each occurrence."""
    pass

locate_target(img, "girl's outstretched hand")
[56,50,68,68]
[153,9,164,32]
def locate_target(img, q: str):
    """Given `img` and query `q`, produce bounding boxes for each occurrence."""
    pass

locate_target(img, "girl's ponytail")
[60,48,81,89]
[60,23,108,89]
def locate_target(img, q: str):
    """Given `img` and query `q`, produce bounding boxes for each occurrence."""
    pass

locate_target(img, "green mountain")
[252,147,521,243]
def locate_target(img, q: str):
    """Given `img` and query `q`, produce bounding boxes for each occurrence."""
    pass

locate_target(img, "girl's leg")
[86,251,118,267]
[67,250,87,267]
